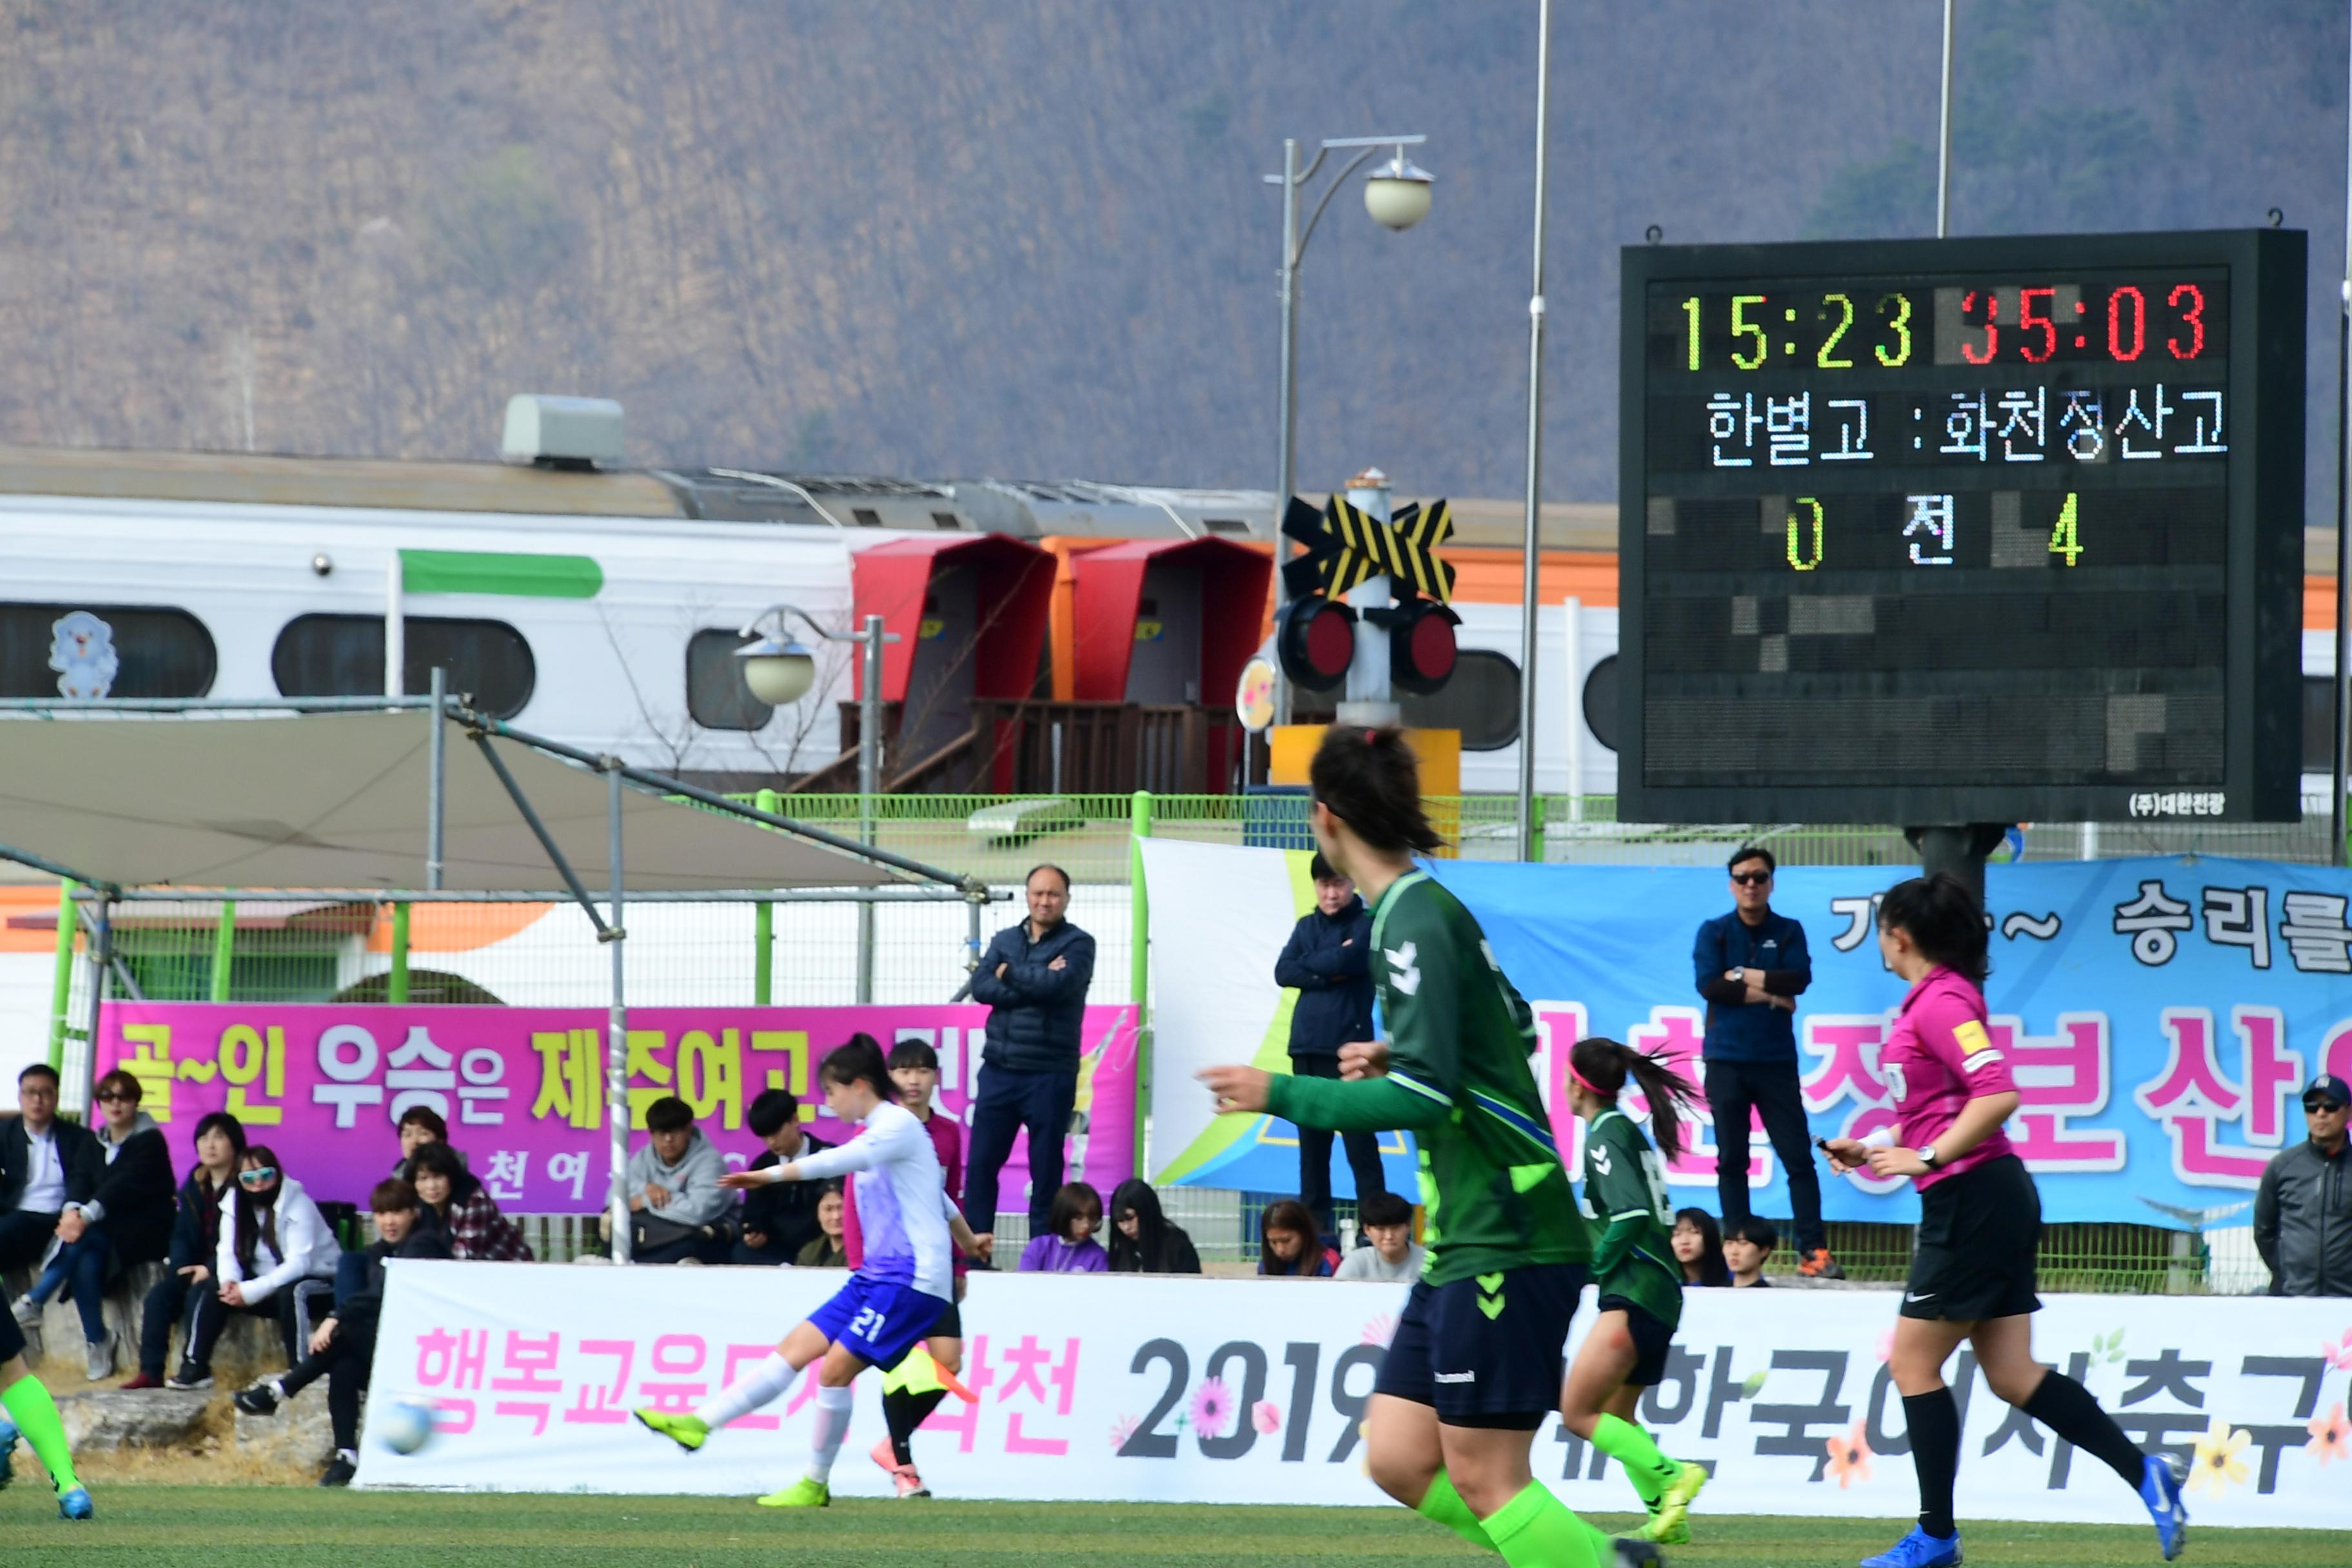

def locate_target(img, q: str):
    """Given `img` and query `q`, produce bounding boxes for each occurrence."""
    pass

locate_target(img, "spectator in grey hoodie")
[625,1096,732,1264]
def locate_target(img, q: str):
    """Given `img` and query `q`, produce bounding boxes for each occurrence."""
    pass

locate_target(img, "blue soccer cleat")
[2139,1453,2188,1560]
[57,1485,92,1521]
[1860,1524,1963,1568]
[0,1416,16,1490]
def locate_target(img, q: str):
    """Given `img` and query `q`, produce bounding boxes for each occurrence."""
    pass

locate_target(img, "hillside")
[0,0,2343,510]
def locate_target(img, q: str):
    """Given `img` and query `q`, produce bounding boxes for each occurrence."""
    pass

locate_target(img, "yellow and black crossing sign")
[1279,494,1456,603]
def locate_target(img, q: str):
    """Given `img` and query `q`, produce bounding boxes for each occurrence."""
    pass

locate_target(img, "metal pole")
[2334,17,2352,866]
[210,903,237,1003]
[1936,0,1956,239]
[1130,789,1154,1177]
[81,896,112,1107]
[44,879,76,1073]
[605,762,632,1264]
[427,666,447,891]
[754,786,778,1006]
[385,553,405,698]
[1514,0,1553,863]
[1275,137,1302,729]
[858,614,883,1004]
[388,903,410,1004]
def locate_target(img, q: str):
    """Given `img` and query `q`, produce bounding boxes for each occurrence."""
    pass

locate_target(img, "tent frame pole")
[467,730,611,935]
[605,760,632,1265]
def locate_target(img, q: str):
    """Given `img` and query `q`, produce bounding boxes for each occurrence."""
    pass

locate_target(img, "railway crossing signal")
[1274,493,1460,696]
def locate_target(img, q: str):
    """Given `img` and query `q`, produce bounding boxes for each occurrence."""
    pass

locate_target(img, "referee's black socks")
[1899,1389,1961,1538]
[2023,1371,2145,1486]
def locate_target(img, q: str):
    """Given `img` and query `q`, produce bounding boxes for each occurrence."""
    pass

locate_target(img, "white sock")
[698,1352,799,1431]
[806,1383,855,1482]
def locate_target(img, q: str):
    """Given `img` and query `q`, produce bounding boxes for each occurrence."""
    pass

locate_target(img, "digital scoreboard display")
[1617,230,2306,825]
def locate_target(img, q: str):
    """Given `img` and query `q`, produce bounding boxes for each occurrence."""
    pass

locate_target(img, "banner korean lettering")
[97,1004,1138,1211]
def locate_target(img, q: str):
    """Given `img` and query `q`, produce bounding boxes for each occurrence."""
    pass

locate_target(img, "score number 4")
[1778,492,2082,570]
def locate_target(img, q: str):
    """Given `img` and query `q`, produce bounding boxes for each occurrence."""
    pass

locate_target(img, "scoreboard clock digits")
[1618,230,2304,826]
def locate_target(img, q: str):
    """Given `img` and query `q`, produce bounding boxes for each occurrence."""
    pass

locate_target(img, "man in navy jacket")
[1275,853,1388,1241]
[1693,846,1839,1279]
[965,864,1096,1237]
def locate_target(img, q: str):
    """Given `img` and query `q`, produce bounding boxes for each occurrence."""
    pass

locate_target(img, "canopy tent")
[0,706,912,894]
[0,697,982,1264]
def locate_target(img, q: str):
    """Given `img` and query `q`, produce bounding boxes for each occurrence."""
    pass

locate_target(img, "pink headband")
[1567,1059,1605,1097]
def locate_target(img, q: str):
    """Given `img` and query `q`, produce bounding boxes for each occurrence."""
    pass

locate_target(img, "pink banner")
[96,1003,1139,1213]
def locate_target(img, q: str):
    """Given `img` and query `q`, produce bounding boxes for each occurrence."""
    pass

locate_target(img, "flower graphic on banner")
[1824,1422,1874,1488]
[1252,1400,1283,1436]
[2187,1416,2252,1494]
[1362,1314,1396,1348]
[2307,1404,2349,1466]
[1190,1377,1235,1440]
[2322,1328,2352,1372]
[1110,1415,1139,1454]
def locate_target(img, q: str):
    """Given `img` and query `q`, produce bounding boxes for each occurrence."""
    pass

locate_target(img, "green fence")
[48,790,2319,1293]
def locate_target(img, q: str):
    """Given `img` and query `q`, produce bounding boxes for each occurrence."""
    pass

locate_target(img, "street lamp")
[1267,133,1434,723]
[736,603,901,1001]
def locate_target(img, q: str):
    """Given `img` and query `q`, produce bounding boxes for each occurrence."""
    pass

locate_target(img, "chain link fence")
[48,790,2320,1291]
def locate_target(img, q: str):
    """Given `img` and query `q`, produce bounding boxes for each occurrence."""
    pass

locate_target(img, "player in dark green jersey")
[1201,727,1658,1568]
[1561,1035,1708,1545]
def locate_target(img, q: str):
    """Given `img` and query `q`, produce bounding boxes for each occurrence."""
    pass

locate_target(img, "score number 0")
[1783,493,2083,571]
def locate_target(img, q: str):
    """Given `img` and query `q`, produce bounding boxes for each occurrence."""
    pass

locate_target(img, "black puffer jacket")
[969,919,1096,1073]
[2255,1139,2352,1297]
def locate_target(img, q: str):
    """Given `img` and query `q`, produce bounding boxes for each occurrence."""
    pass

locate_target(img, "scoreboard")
[1617,230,2306,825]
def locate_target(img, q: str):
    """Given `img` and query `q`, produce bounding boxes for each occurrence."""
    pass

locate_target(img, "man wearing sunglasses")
[1693,847,1840,1280]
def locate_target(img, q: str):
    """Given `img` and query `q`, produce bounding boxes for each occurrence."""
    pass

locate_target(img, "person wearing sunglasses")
[1692,846,1841,1280]
[181,1146,341,1377]
[10,1070,173,1380]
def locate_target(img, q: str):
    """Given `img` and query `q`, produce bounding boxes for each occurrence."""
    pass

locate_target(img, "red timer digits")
[1948,282,2210,366]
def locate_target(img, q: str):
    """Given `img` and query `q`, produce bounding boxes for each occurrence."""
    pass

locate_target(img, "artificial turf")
[0,1489,2341,1567]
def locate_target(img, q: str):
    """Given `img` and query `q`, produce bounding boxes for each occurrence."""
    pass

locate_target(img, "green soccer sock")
[1480,1479,1609,1568]
[1591,1413,1678,1505]
[1415,1468,1496,1551]
[1,1372,81,1493]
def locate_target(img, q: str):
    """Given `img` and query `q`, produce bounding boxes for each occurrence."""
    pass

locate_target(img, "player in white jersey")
[634,1037,992,1508]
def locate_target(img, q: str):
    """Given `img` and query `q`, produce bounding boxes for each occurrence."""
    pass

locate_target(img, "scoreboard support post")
[1904,823,2012,905]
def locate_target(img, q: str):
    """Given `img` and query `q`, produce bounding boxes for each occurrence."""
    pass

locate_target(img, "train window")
[1202,518,1248,535]
[1581,655,1620,753]
[930,511,963,530]
[271,614,535,718]
[2305,676,2335,772]
[1398,651,1520,751]
[687,629,775,731]
[852,508,883,527]
[0,602,216,699]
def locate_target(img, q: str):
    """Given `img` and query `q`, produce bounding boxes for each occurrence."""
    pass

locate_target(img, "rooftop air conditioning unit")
[501,395,625,471]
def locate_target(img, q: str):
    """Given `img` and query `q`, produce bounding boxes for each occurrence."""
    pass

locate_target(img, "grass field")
[0,1490,2341,1567]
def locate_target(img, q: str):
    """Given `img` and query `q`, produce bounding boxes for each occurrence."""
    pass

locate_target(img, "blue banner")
[1422,855,2352,1226]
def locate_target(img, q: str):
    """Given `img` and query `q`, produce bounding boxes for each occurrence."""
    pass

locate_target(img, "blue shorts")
[805,1275,952,1373]
[1375,1263,1587,1429]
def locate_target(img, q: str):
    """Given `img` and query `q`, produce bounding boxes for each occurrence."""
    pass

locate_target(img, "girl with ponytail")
[1556,1037,1709,1545]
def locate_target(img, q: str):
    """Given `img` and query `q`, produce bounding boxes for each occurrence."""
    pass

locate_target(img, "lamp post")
[737,604,901,1001]
[1268,133,1434,723]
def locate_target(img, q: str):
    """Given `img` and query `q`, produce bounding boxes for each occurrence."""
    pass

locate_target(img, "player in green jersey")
[1201,727,1659,1568]
[1561,1035,1709,1545]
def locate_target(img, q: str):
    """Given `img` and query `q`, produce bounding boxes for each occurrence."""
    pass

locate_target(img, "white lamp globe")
[1364,152,1434,231]
[735,636,817,705]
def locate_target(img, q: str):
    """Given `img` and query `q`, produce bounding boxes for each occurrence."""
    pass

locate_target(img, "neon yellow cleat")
[1631,1509,1690,1545]
[633,1409,710,1453]
[756,1478,830,1509]
[1643,1457,1707,1542]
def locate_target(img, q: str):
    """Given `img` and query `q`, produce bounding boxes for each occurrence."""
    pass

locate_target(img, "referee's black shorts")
[1902,1152,2042,1322]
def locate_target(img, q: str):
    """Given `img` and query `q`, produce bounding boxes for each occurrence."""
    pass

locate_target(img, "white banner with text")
[356,1263,2350,1527]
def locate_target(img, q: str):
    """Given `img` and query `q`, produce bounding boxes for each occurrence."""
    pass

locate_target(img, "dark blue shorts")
[0,1299,22,1365]
[805,1275,953,1373]
[1375,1262,1587,1429]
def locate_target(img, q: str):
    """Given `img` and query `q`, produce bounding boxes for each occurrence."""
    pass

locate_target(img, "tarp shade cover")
[0,710,900,892]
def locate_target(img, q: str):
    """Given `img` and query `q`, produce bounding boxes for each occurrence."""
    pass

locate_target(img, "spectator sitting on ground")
[392,1105,451,1175]
[2253,1073,2350,1297]
[1106,1179,1200,1275]
[625,1095,732,1264]
[1722,1214,1777,1288]
[408,1142,533,1262]
[1,1064,100,1303]
[1332,1190,1423,1282]
[122,1112,244,1389]
[13,1069,175,1380]
[1257,1197,1337,1278]
[732,1088,834,1266]
[1671,1206,1734,1288]
[1019,1181,1109,1273]
[180,1146,340,1382]
[794,1183,848,1268]
[235,1176,451,1486]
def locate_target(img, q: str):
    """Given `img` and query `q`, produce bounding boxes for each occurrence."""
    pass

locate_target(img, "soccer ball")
[373,1398,437,1456]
